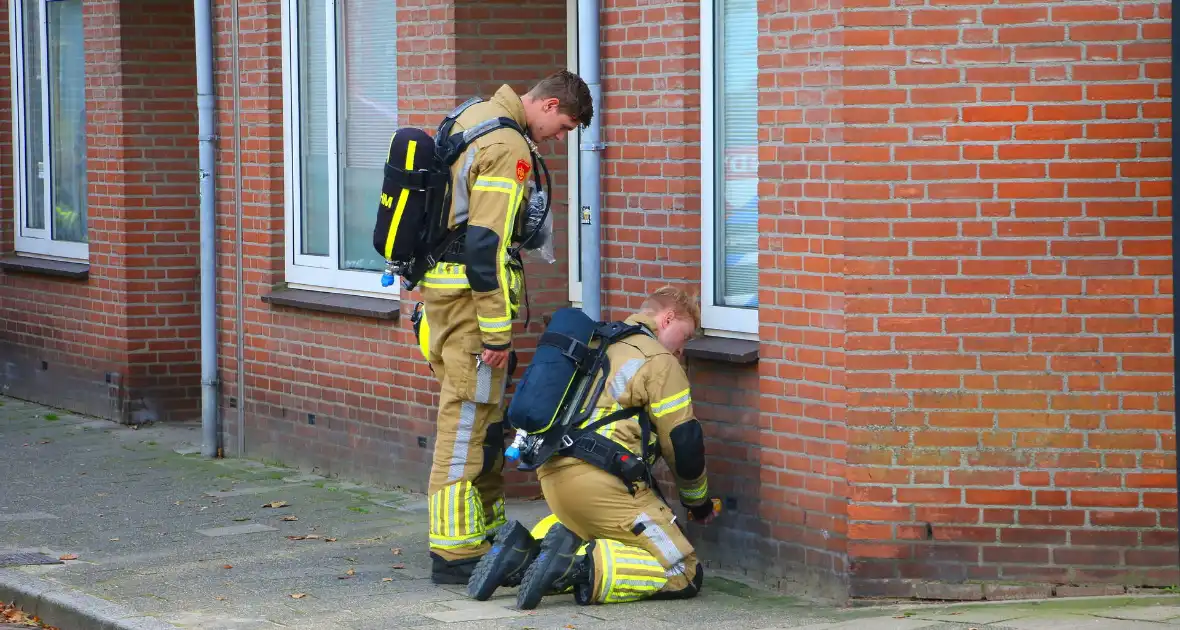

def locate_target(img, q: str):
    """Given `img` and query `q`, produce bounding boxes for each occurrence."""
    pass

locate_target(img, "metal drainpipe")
[231,0,245,457]
[1170,8,1177,571]
[195,0,220,457]
[577,0,603,320]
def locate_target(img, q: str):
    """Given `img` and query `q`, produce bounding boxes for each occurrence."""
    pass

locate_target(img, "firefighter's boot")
[465,520,539,600]
[516,523,590,610]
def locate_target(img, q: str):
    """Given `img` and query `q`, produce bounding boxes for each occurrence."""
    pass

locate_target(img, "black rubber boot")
[466,520,539,601]
[431,552,481,585]
[516,523,589,610]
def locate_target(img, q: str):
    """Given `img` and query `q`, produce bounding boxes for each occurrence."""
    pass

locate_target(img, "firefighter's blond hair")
[640,286,702,332]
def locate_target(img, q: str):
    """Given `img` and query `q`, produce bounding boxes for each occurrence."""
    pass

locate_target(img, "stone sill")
[683,336,759,364]
[262,287,400,321]
[0,254,89,280]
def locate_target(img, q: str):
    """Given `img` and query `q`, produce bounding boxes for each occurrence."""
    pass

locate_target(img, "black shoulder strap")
[437,115,529,166]
[596,322,651,344]
[537,330,592,366]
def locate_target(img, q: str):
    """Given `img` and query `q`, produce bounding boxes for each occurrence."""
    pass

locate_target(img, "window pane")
[47,0,86,243]
[298,0,330,256]
[715,0,758,308]
[338,0,398,272]
[22,0,45,231]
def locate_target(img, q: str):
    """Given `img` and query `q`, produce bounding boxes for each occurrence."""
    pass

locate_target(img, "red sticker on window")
[516,159,530,182]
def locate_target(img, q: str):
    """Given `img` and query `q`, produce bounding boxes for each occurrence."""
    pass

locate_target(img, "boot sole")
[516,524,582,610]
[466,520,532,601]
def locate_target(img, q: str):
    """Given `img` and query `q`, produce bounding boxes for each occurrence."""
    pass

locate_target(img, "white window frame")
[280,0,397,296]
[9,0,88,261]
[700,0,758,337]
[566,0,583,305]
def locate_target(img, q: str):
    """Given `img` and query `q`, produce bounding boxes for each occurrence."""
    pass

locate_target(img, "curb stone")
[0,569,179,630]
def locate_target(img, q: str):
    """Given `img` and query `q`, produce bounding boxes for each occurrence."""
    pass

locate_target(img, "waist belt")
[439,237,465,263]
[559,432,649,495]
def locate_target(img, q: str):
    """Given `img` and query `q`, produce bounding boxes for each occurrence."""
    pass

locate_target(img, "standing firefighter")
[466,287,718,608]
[374,71,594,585]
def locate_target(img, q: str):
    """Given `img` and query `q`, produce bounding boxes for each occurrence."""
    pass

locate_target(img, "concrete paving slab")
[0,512,59,522]
[422,599,528,622]
[1001,614,1169,629]
[1093,605,1180,622]
[910,607,1031,624]
[195,523,279,537]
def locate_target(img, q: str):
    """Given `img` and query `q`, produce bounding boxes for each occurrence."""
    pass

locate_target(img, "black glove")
[684,500,715,522]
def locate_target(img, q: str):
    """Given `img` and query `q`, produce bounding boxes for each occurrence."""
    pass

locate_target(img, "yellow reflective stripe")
[652,388,691,418]
[429,533,486,549]
[382,138,417,260]
[422,263,470,289]
[504,182,524,319]
[679,478,709,502]
[478,314,512,334]
[472,176,516,194]
[428,482,485,551]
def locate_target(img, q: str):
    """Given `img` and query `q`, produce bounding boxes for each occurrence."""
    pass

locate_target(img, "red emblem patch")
[516,159,530,182]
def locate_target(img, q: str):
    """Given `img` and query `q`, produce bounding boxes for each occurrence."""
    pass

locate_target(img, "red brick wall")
[841,0,1176,596]
[756,0,851,598]
[216,0,570,492]
[0,0,200,424]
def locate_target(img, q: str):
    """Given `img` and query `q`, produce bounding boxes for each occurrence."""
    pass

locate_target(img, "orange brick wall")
[839,0,1176,596]
[0,0,201,424]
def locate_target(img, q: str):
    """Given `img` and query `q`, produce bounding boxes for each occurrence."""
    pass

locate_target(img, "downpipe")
[195,0,220,457]
[1170,8,1177,570]
[577,0,603,320]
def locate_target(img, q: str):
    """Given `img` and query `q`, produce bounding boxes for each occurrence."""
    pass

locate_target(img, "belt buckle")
[560,434,574,449]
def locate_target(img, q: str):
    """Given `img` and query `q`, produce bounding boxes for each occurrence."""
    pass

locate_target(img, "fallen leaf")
[324,537,338,542]
[289,593,306,599]
[59,554,78,561]
[382,577,393,582]
[109,538,120,542]
[215,596,227,601]
[392,563,405,569]
[305,534,321,540]
[174,501,183,505]
[286,535,306,541]
[263,501,289,509]
[280,515,298,521]
[391,547,402,555]
[223,565,233,570]
[346,568,355,576]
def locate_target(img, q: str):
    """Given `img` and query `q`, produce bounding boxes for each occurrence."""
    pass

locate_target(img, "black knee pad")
[481,421,506,476]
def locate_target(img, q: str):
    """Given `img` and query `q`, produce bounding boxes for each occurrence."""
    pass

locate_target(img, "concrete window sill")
[683,336,759,364]
[0,254,89,280]
[262,287,400,321]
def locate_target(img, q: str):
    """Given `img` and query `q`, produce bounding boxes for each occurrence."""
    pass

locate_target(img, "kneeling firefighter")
[371,70,595,584]
[466,286,719,608]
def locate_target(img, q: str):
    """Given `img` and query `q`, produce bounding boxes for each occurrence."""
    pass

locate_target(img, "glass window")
[12,0,88,260]
[284,0,399,292]
[702,0,759,334]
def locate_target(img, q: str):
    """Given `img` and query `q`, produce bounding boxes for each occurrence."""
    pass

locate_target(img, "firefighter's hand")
[481,348,510,369]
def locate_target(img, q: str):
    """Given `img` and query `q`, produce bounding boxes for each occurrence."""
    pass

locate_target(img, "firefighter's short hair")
[528,70,594,128]
[640,285,702,333]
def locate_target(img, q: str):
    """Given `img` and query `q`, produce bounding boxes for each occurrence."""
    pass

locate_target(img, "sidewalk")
[1,395,1178,630]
